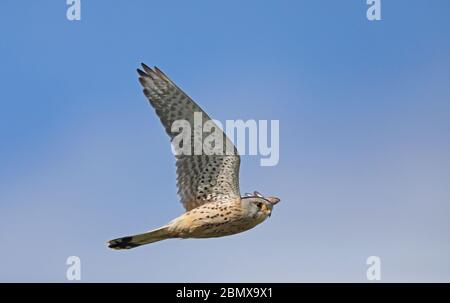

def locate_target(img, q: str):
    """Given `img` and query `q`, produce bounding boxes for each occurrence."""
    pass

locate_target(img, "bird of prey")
[108,64,280,249]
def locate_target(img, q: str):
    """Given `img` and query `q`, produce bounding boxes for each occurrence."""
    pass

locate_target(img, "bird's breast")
[167,202,264,238]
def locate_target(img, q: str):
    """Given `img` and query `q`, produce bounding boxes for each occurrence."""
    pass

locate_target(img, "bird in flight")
[108,64,280,249]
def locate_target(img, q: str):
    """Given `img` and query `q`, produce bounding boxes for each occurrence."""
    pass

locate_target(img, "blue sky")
[0,0,449,282]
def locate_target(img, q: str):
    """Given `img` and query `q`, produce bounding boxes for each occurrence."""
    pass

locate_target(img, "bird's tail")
[108,226,172,250]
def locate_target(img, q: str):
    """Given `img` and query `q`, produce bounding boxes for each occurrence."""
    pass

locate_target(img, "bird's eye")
[256,202,263,209]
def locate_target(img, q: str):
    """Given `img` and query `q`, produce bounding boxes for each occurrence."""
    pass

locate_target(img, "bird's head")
[241,191,280,219]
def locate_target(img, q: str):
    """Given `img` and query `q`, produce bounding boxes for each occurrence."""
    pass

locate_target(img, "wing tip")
[139,63,171,83]
[137,68,147,77]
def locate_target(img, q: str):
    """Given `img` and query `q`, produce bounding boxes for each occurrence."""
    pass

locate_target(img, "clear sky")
[0,0,449,282]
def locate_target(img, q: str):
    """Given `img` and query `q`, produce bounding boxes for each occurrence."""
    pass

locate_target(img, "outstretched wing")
[137,64,241,211]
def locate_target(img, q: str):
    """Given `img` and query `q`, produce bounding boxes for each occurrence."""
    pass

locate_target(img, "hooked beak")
[267,197,280,205]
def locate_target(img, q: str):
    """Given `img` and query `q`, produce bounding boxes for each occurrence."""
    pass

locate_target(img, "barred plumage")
[107,64,280,249]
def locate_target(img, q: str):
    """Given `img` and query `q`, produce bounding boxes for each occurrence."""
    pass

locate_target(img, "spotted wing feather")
[137,64,241,211]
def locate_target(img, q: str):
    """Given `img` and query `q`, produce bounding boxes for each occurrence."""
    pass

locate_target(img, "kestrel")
[108,64,280,249]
